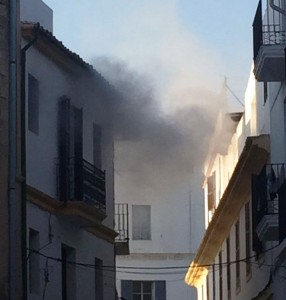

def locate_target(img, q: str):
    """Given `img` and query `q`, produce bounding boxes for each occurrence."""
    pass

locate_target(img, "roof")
[21,22,112,92]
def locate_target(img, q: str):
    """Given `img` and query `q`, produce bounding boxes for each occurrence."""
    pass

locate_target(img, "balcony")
[57,157,107,226]
[115,203,129,255]
[252,164,286,243]
[253,1,286,81]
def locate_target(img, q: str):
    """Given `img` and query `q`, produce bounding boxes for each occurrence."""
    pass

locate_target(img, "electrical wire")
[26,243,281,275]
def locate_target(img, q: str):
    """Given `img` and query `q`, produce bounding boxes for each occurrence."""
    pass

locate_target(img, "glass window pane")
[133,281,141,293]
[133,295,141,300]
[143,295,152,300]
[143,282,152,293]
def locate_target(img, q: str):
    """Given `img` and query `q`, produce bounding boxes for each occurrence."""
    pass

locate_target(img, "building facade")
[185,1,286,299]
[115,139,204,299]
[21,1,118,299]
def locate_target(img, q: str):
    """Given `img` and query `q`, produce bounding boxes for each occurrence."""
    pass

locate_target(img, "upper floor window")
[207,172,216,221]
[132,205,151,240]
[93,123,102,169]
[121,280,166,300]
[28,74,39,134]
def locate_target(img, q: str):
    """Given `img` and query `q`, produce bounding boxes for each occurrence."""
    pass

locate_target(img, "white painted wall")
[24,34,116,300]
[115,139,204,299]
[194,60,286,299]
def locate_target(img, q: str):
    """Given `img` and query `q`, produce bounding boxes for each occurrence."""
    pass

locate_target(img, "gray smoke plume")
[93,57,224,193]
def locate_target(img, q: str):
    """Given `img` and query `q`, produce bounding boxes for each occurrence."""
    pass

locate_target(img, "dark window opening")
[28,74,39,134]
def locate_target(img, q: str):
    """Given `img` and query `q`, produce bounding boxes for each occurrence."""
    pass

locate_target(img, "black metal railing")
[114,203,129,242]
[262,25,286,45]
[253,1,286,60]
[252,163,286,245]
[252,164,285,222]
[57,157,106,212]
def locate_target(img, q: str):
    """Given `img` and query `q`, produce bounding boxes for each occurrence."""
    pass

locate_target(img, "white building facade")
[115,140,205,299]
[185,1,286,299]
[21,1,117,299]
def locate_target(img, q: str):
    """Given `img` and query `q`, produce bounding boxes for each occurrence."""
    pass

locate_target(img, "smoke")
[94,58,223,193]
[90,0,230,199]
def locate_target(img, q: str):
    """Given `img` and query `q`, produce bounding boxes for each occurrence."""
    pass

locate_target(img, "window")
[121,280,166,300]
[235,220,240,292]
[207,172,216,217]
[226,237,231,299]
[28,74,39,134]
[219,251,223,300]
[95,257,103,300]
[61,244,76,300]
[132,205,151,240]
[212,264,216,300]
[245,202,251,277]
[133,281,152,300]
[29,229,40,294]
[93,123,102,169]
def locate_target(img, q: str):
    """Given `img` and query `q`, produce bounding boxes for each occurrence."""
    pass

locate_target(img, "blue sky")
[43,0,259,109]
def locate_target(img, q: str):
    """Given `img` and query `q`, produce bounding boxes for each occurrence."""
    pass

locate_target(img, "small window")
[29,228,40,294]
[28,74,39,134]
[132,205,151,240]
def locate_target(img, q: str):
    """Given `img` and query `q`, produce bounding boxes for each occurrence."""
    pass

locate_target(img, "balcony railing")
[114,203,129,255]
[115,203,129,242]
[57,157,106,212]
[252,163,286,244]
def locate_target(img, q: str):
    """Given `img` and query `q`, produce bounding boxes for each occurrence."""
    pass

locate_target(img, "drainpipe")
[269,0,286,16]
[21,28,39,300]
[8,0,18,298]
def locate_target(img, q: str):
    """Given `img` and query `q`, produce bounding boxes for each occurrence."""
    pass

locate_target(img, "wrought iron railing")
[253,1,286,59]
[252,163,286,225]
[114,203,129,242]
[262,25,286,45]
[57,157,106,211]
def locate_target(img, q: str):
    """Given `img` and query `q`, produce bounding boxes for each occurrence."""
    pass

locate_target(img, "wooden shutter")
[121,280,132,300]
[73,107,83,200]
[58,97,71,202]
[155,281,166,300]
